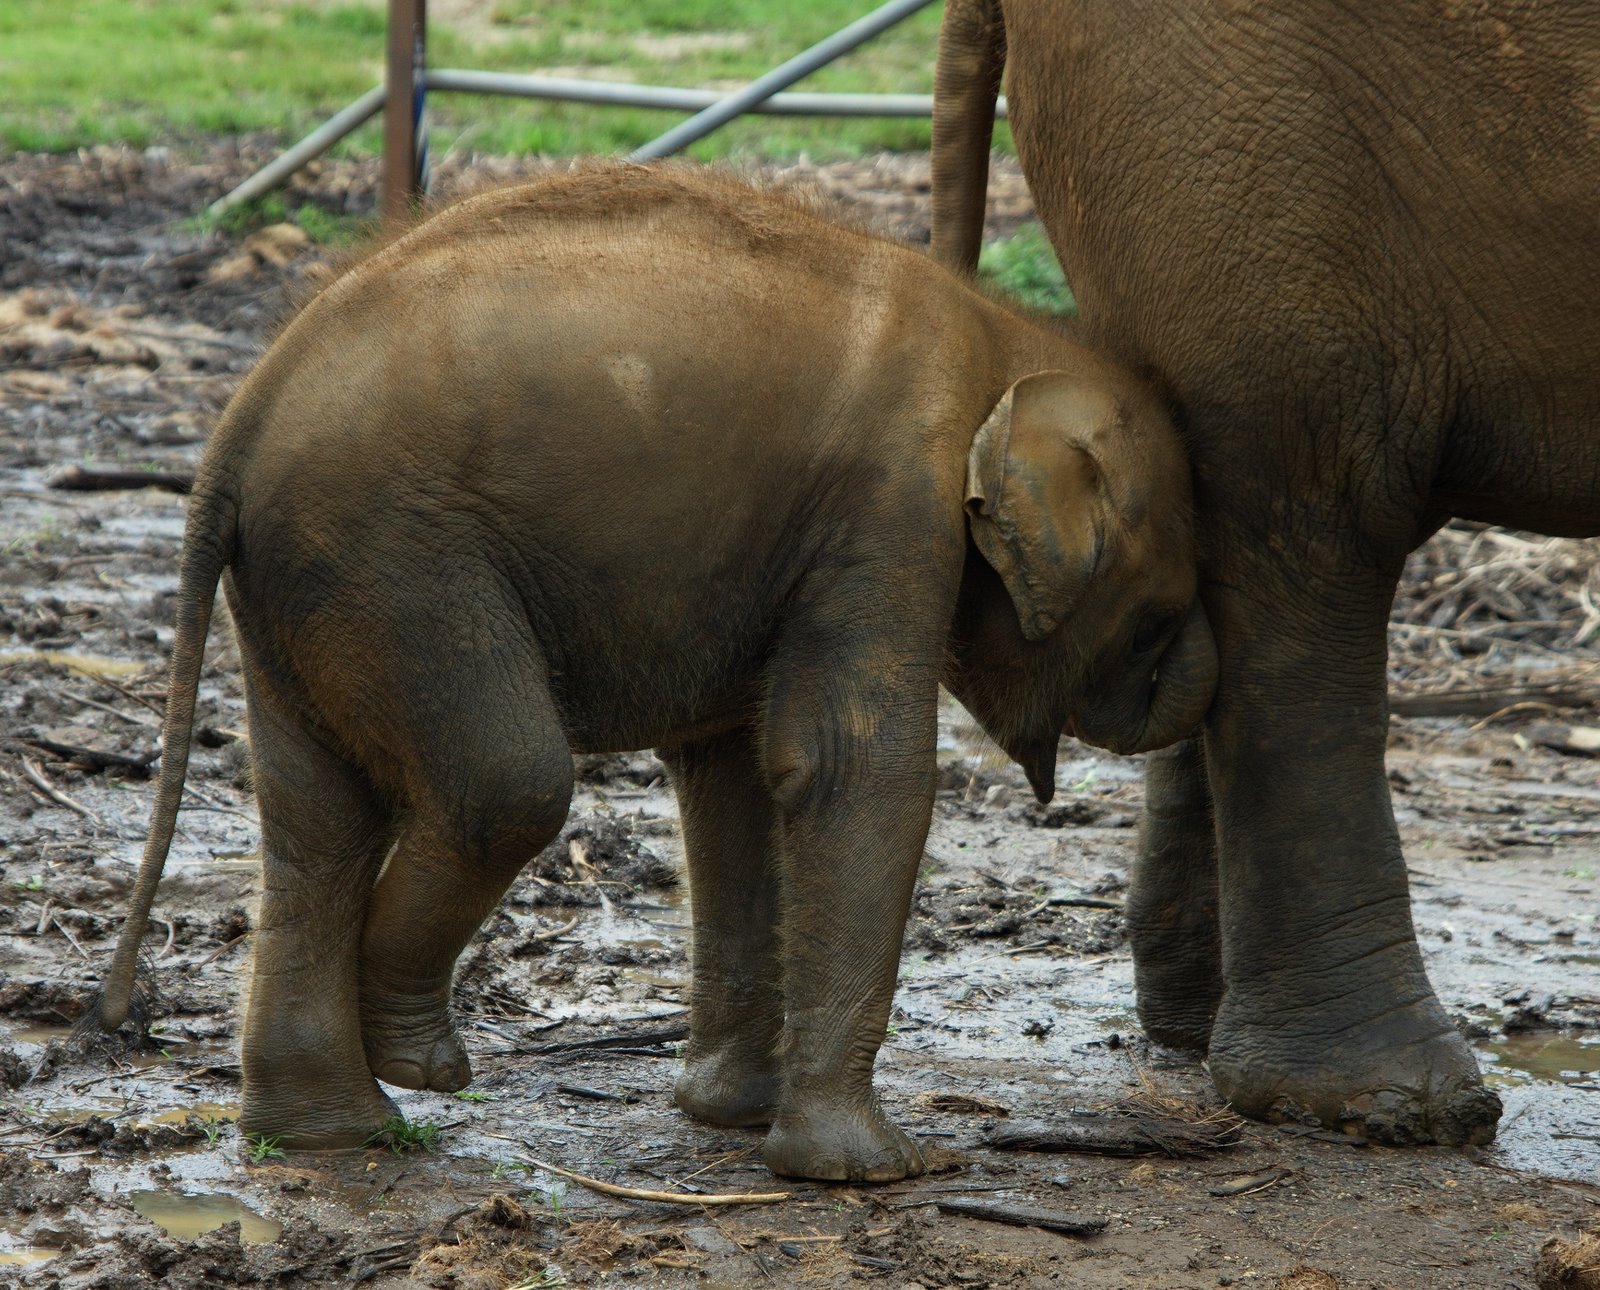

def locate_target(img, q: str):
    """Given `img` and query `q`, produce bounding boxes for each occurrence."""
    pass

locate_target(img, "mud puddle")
[129,1190,281,1243]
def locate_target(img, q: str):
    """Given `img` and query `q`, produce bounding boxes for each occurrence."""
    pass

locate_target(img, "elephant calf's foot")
[762,1094,925,1182]
[1129,949,1222,1052]
[360,991,471,1092]
[1207,999,1502,1146]
[674,1047,780,1127]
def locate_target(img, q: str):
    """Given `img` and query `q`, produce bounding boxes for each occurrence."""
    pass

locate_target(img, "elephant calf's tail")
[96,467,239,1031]
[930,0,1007,276]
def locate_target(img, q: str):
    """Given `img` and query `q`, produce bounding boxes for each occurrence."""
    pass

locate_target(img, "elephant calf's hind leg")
[238,675,398,1149]
[662,729,784,1127]
[357,618,574,1093]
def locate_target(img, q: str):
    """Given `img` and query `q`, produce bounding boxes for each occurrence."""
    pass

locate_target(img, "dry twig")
[19,755,103,824]
[526,1157,790,1206]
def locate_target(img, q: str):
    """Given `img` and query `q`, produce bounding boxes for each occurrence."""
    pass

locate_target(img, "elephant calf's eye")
[1132,608,1181,656]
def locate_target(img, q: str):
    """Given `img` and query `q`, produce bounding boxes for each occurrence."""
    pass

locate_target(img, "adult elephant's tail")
[96,454,240,1031]
[931,0,1007,275]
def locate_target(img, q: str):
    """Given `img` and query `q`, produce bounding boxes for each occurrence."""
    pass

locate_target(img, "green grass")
[193,190,375,242]
[977,221,1076,316]
[244,1133,286,1163]
[364,1115,444,1154]
[0,0,1013,161]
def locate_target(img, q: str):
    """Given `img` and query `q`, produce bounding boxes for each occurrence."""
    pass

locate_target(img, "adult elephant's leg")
[660,728,784,1127]
[1202,543,1501,1146]
[1126,737,1222,1051]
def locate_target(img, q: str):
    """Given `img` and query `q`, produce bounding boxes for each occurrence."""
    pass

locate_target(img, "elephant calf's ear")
[965,373,1106,642]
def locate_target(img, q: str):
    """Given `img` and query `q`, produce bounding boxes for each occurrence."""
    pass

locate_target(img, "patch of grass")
[244,1133,286,1163]
[978,221,1076,317]
[0,2,381,154]
[2,0,1011,161]
[188,192,372,245]
[364,1115,444,1154]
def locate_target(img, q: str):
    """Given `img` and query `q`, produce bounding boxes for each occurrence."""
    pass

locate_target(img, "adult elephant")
[932,0,1600,1146]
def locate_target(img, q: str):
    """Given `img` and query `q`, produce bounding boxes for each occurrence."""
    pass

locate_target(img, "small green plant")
[1565,865,1597,880]
[977,223,1077,316]
[193,193,370,246]
[364,1116,443,1155]
[245,1133,285,1163]
[201,192,288,236]
[292,202,371,247]
[546,1181,568,1223]
[200,1116,226,1145]
[452,1090,494,1103]
[14,874,44,892]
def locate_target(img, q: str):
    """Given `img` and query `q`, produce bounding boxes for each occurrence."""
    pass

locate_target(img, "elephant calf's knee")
[452,757,573,872]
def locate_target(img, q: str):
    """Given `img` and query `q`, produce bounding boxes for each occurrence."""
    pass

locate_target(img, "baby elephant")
[98,165,1215,1182]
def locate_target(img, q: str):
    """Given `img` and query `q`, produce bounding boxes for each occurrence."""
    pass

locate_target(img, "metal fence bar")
[628,0,939,162]
[206,85,387,218]
[425,69,997,119]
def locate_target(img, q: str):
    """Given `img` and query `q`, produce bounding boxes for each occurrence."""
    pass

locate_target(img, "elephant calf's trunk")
[1129,607,1218,755]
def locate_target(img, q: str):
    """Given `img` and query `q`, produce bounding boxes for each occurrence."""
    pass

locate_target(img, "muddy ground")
[1,144,1597,1289]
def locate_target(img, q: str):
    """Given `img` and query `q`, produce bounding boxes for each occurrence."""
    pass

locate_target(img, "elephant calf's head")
[949,367,1216,802]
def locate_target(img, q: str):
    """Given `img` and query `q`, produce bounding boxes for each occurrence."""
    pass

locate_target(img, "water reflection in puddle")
[45,1106,123,1125]
[0,648,144,677]
[148,1103,238,1127]
[1479,1033,1600,1087]
[130,1191,281,1244]
[0,1244,60,1269]
[7,1024,74,1047]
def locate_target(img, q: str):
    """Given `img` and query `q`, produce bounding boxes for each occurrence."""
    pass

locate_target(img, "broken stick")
[926,1197,1106,1237]
[48,464,193,495]
[526,1158,790,1206]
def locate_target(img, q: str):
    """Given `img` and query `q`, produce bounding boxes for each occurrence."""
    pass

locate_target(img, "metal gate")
[208,0,1006,223]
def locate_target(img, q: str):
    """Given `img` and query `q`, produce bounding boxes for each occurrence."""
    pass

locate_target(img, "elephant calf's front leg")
[758,674,935,1183]
[1126,737,1223,1051]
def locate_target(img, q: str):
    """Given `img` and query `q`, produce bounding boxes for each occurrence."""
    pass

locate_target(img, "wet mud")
[1,145,1598,1288]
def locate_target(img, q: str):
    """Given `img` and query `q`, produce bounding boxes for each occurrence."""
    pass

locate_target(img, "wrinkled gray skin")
[97,166,1215,1182]
[932,0,1600,1146]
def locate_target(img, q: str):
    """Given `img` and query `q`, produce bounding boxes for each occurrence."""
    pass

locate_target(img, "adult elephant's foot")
[1207,994,1501,1146]
[675,1046,780,1127]
[762,1093,925,1182]
[240,1065,400,1150]
[360,987,471,1092]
